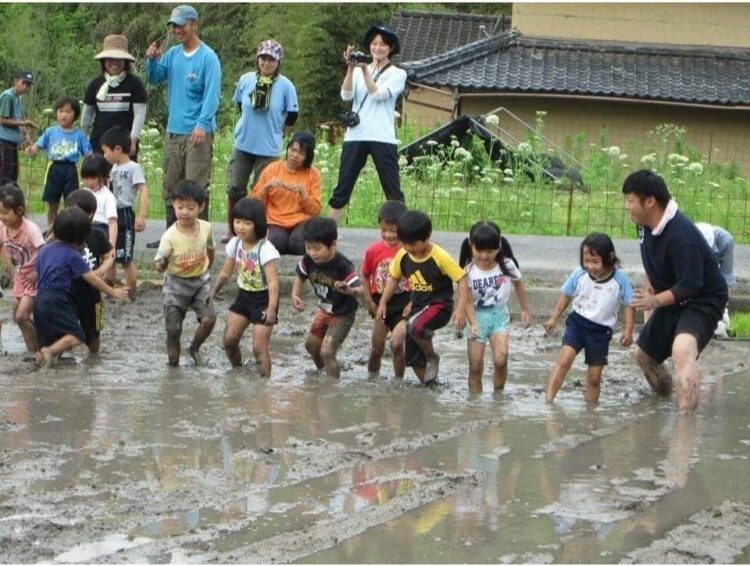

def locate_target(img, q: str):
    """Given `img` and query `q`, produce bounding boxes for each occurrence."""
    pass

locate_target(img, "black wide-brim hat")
[362,25,400,56]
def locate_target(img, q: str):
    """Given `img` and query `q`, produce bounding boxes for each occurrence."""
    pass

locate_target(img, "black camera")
[348,51,373,64]
[338,111,360,128]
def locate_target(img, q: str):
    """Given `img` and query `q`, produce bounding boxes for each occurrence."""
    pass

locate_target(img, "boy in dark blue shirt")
[291,217,361,379]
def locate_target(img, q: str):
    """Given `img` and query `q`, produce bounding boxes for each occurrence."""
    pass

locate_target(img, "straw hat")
[94,35,135,62]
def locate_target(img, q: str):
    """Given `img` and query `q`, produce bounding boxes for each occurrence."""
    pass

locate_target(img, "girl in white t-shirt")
[543,232,635,405]
[459,221,531,394]
[81,153,117,249]
[210,198,280,377]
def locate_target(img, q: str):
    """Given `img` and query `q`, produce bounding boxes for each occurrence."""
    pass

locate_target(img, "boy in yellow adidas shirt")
[376,210,469,387]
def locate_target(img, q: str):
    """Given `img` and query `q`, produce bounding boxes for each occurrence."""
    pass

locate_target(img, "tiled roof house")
[393,4,750,173]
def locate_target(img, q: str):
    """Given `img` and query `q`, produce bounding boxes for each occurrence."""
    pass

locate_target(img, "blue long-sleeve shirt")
[145,42,221,134]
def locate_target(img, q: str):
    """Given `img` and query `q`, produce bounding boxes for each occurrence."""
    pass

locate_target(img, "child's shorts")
[115,207,135,264]
[229,289,274,324]
[372,292,410,331]
[33,289,85,348]
[42,161,79,204]
[12,266,37,299]
[93,222,109,236]
[163,273,216,330]
[309,309,355,346]
[405,302,451,368]
[77,299,102,346]
[562,310,612,366]
[468,305,510,343]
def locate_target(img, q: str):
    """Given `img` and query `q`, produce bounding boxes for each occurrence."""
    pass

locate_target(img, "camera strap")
[354,63,391,114]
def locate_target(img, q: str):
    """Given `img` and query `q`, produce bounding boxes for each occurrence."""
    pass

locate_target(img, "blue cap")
[14,71,34,85]
[168,5,198,26]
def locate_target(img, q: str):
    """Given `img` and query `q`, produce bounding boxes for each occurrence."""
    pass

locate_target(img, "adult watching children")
[82,35,148,157]
[327,25,407,224]
[250,131,321,256]
[222,39,299,244]
[145,4,221,248]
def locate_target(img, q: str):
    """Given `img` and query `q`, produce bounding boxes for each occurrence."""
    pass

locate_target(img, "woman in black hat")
[81,35,148,157]
[328,25,407,224]
[250,131,321,255]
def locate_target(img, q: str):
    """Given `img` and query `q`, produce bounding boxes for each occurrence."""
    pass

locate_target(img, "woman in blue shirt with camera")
[328,25,407,224]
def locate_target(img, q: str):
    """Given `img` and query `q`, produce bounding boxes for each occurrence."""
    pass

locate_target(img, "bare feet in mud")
[35,348,56,368]
[188,345,203,367]
[425,353,440,384]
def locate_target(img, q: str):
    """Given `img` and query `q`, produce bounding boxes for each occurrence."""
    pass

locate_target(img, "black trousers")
[329,141,404,209]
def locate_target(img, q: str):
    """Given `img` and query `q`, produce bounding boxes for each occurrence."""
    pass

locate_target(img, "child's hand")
[470,322,479,338]
[263,309,277,325]
[111,288,130,300]
[620,332,633,347]
[451,310,466,331]
[334,280,354,295]
[292,295,305,312]
[375,303,386,321]
[22,271,38,288]
[519,309,531,328]
[365,298,378,318]
[543,317,557,335]
[402,303,412,318]
[24,145,37,157]
[134,217,146,232]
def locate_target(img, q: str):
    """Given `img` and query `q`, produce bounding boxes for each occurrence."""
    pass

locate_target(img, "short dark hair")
[396,210,431,243]
[287,130,316,169]
[66,189,97,217]
[172,180,206,205]
[580,232,620,270]
[0,182,26,215]
[302,216,337,247]
[80,153,111,181]
[621,169,671,208]
[53,206,91,246]
[100,126,131,154]
[54,95,80,121]
[233,197,267,239]
[377,200,407,224]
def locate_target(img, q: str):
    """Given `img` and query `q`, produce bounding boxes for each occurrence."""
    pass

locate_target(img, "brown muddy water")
[1,284,749,563]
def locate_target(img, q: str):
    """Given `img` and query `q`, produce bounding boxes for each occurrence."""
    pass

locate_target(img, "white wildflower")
[453,172,464,179]
[319,124,330,131]
[485,114,500,126]
[425,140,439,146]
[517,142,532,153]
[503,168,513,176]
[708,182,720,188]
[398,156,408,167]
[450,186,465,193]
[536,110,547,117]
[451,139,460,148]
[603,146,621,158]
[687,162,703,174]
[154,167,163,175]
[454,147,472,159]
[43,108,53,115]
[503,177,514,183]
[619,154,628,161]
[640,153,657,165]
[320,167,329,174]
[668,153,689,164]
[317,142,330,151]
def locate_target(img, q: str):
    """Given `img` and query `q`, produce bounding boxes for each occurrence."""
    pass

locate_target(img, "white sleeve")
[260,240,281,265]
[81,104,95,136]
[105,193,118,220]
[225,237,239,259]
[130,103,147,139]
[504,258,522,280]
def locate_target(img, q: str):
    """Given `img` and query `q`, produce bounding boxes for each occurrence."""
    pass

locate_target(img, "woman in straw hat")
[82,34,148,157]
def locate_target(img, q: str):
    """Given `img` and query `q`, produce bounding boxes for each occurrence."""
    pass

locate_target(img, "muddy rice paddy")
[1,283,749,563]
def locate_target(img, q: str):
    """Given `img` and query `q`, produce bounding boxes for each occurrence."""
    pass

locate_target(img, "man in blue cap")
[145,5,221,246]
[0,71,36,182]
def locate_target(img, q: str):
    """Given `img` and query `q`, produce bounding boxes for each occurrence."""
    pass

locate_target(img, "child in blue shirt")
[26,96,92,232]
[543,232,634,405]
[33,207,128,367]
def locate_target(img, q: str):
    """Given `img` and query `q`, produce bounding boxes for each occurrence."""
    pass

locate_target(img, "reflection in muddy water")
[1,290,750,563]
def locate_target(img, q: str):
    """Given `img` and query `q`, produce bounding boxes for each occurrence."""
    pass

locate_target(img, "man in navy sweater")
[622,170,727,412]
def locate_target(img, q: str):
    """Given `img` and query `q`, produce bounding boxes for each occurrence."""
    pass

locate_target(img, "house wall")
[403,91,750,174]
[511,3,750,48]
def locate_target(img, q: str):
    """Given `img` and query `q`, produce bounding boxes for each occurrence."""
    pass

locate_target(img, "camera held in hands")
[338,111,360,128]
[347,51,373,65]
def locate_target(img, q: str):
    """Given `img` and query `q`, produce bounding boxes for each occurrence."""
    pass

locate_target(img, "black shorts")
[0,139,19,182]
[228,288,273,324]
[562,311,612,366]
[76,299,103,345]
[372,292,410,331]
[637,300,725,364]
[404,302,451,368]
[116,206,135,264]
[33,289,85,348]
[42,161,79,203]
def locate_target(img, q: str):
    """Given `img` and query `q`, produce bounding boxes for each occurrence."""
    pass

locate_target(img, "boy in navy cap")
[0,71,36,183]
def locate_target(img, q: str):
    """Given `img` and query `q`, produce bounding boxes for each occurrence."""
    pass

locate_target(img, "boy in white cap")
[145,5,221,247]
[0,71,36,183]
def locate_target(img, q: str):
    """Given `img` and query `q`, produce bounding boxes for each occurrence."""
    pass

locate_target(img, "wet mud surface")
[1,284,750,563]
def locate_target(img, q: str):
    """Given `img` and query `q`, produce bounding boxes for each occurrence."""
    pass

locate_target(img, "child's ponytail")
[459,237,473,268]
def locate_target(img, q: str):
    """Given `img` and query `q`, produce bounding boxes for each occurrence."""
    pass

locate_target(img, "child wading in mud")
[360,200,409,380]
[291,217,361,379]
[544,232,634,404]
[377,210,469,387]
[33,207,128,366]
[210,197,280,377]
[154,180,216,367]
